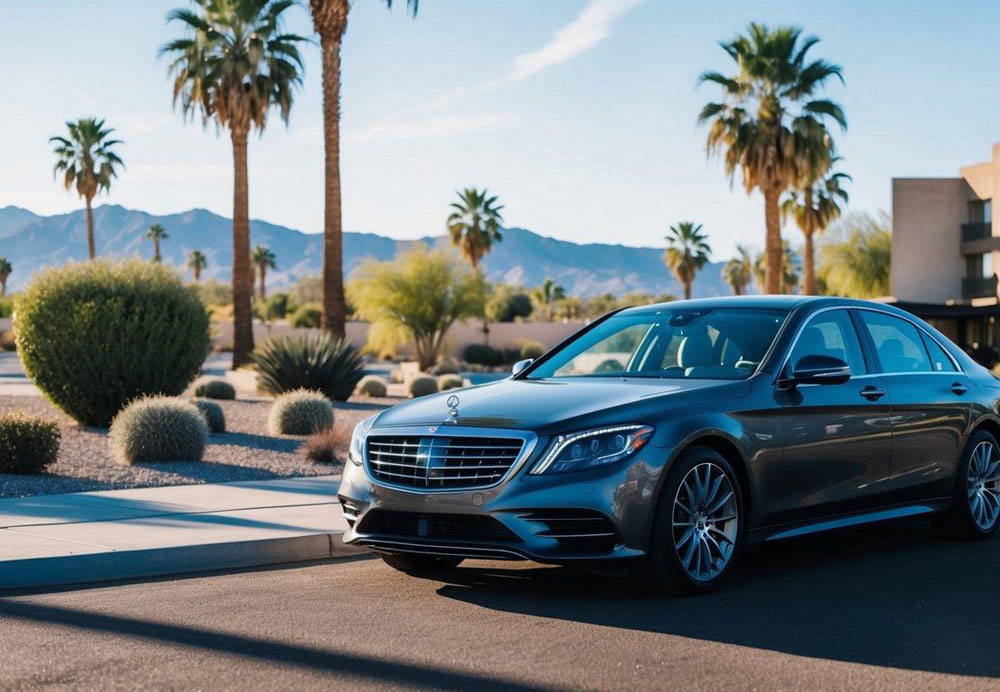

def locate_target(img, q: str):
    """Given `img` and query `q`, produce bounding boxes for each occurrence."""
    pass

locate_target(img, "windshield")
[527,308,789,380]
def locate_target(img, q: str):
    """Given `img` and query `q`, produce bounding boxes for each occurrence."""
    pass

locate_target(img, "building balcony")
[962,275,998,299]
[962,222,992,242]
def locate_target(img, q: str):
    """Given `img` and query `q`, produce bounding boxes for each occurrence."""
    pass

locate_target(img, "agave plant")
[252,333,364,401]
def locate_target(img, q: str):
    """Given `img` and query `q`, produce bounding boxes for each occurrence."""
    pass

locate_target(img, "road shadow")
[423,520,1000,678]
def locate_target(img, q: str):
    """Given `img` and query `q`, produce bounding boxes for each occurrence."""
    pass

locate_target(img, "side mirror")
[512,358,533,376]
[787,354,851,385]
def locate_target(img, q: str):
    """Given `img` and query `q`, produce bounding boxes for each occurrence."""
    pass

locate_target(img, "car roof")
[618,295,903,315]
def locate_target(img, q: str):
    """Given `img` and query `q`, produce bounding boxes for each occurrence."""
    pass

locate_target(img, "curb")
[0,531,369,591]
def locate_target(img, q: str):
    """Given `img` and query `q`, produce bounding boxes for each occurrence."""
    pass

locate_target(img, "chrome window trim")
[774,304,964,384]
[362,424,539,495]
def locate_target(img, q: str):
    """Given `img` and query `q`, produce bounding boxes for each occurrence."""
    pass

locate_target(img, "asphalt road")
[0,520,997,691]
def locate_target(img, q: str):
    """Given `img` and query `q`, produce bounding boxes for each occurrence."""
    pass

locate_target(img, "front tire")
[939,430,1000,539]
[637,446,744,595]
[379,553,464,573]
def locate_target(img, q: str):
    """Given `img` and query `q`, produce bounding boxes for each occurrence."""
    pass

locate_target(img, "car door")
[855,309,971,500]
[774,308,893,523]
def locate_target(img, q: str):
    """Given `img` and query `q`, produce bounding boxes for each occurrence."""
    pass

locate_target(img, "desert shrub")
[518,340,546,360]
[301,424,350,464]
[191,398,226,433]
[0,330,16,352]
[254,333,364,401]
[263,292,291,321]
[485,286,533,323]
[193,376,236,400]
[463,343,502,366]
[290,303,322,328]
[269,389,334,435]
[0,412,60,474]
[437,374,463,391]
[109,396,208,464]
[14,260,210,427]
[595,358,625,373]
[409,376,438,398]
[430,358,460,376]
[355,375,388,398]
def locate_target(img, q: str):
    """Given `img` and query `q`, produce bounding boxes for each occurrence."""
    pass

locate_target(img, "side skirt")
[748,499,952,543]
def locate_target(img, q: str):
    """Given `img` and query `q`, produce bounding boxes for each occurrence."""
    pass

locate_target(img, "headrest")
[677,333,714,368]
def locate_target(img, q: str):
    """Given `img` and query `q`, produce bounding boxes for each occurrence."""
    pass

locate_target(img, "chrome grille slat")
[367,434,524,490]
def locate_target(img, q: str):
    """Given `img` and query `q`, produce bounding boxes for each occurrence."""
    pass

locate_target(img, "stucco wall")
[891,178,969,303]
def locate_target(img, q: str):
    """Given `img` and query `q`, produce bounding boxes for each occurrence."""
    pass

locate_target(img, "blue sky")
[2,0,999,259]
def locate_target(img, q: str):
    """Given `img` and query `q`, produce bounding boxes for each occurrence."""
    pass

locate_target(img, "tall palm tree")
[251,245,277,299]
[722,244,753,295]
[754,241,800,294]
[145,223,169,263]
[309,0,418,340]
[187,250,208,281]
[446,188,504,270]
[698,23,845,294]
[49,118,124,260]
[161,0,306,368]
[0,257,11,297]
[782,162,851,295]
[664,222,711,300]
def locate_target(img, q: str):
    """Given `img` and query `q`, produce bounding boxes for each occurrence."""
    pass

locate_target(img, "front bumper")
[338,426,671,564]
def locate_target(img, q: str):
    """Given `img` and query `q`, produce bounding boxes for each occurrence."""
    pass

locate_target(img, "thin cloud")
[349,114,514,143]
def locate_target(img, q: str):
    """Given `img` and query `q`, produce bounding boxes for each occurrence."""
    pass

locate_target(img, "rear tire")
[636,446,745,595]
[379,553,464,573]
[938,430,1000,540]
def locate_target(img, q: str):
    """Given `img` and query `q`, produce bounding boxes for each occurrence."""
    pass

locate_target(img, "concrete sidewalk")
[0,476,363,590]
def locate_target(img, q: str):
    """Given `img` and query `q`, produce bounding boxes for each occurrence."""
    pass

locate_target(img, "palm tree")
[722,245,753,295]
[447,188,504,269]
[145,223,169,263]
[698,23,845,294]
[817,212,891,298]
[187,250,207,281]
[754,241,800,294]
[251,245,277,299]
[161,0,305,368]
[49,118,124,259]
[782,162,851,295]
[531,278,565,321]
[309,0,418,341]
[0,257,10,297]
[664,222,711,300]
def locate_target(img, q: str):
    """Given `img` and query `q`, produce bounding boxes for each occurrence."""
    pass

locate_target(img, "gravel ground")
[0,394,397,498]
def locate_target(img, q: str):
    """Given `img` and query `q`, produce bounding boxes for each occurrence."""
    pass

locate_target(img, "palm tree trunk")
[194,266,201,282]
[231,128,254,368]
[260,266,267,300]
[764,190,782,294]
[85,197,96,260]
[802,230,816,295]
[320,32,347,341]
[153,240,160,263]
[0,280,5,297]
[684,281,692,300]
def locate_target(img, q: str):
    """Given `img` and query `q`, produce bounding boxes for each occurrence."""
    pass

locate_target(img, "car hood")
[372,376,751,434]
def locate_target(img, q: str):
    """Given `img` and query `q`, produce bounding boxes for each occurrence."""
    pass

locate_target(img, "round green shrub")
[268,389,334,436]
[193,376,236,400]
[254,333,364,401]
[463,343,502,366]
[15,260,210,427]
[437,374,464,391]
[290,303,322,328]
[192,398,226,433]
[430,358,460,376]
[0,412,60,474]
[109,396,208,464]
[355,375,388,398]
[409,376,438,398]
[518,340,546,360]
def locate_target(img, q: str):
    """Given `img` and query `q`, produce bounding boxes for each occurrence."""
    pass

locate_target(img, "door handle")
[860,385,886,401]
[951,382,969,395]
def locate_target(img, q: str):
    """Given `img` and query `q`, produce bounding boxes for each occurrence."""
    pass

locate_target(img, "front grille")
[519,509,620,553]
[366,435,524,489]
[357,510,520,543]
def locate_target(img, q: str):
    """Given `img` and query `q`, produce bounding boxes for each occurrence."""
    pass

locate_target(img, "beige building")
[891,142,1000,350]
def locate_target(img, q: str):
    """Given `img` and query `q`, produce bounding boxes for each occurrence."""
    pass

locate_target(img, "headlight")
[349,414,378,466]
[531,424,654,474]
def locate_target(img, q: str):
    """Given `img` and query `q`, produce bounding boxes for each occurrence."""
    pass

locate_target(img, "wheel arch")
[970,415,1000,446]
[659,430,754,527]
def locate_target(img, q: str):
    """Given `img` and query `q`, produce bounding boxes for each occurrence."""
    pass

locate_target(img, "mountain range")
[0,204,733,297]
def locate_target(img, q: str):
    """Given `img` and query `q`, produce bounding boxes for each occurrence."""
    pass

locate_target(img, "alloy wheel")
[968,440,1000,531]
[672,462,739,581]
